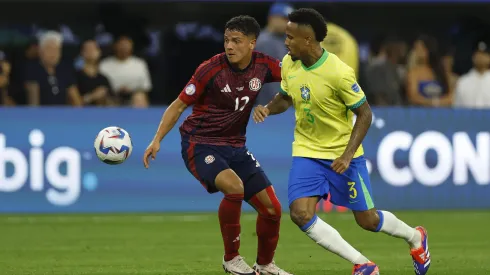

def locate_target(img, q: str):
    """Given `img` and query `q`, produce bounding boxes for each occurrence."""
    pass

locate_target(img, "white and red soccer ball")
[94,126,133,165]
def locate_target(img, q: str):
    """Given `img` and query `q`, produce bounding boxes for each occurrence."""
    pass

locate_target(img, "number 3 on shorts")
[348,181,357,199]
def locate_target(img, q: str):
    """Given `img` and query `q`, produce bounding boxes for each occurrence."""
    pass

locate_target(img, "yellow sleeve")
[279,55,289,96]
[337,67,366,110]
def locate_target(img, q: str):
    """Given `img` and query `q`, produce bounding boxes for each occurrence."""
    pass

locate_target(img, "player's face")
[285,22,309,61]
[224,29,256,65]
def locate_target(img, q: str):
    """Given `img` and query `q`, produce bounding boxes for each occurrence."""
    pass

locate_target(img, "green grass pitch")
[0,211,488,275]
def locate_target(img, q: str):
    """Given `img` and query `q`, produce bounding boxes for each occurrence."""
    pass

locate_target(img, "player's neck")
[302,46,324,68]
[229,56,252,71]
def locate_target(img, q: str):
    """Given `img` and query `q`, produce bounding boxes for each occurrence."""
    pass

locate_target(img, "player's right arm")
[151,98,188,143]
[143,59,215,168]
[253,92,292,123]
[253,55,293,123]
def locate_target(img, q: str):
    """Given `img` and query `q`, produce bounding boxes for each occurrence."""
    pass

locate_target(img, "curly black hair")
[224,15,261,39]
[288,8,327,42]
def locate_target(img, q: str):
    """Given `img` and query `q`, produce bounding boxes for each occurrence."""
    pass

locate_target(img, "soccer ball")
[94,126,133,165]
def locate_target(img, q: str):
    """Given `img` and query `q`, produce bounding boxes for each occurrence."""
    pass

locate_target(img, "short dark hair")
[288,8,327,42]
[225,15,261,39]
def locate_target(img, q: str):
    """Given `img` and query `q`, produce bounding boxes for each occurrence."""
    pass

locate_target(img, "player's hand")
[143,141,160,169]
[331,154,353,174]
[253,105,270,123]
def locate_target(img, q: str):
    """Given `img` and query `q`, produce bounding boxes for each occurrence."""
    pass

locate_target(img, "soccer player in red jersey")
[143,15,292,275]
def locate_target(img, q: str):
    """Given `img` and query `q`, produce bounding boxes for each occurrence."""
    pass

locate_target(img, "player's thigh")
[181,139,231,194]
[326,156,375,211]
[214,169,245,194]
[229,147,268,200]
[288,157,330,207]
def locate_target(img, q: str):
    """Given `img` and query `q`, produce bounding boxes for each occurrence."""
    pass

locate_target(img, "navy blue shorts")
[181,136,271,198]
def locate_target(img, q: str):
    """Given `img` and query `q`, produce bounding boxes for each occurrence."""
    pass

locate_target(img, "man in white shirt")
[454,40,490,109]
[100,35,152,108]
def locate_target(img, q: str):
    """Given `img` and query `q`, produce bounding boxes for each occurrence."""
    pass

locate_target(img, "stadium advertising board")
[0,107,489,213]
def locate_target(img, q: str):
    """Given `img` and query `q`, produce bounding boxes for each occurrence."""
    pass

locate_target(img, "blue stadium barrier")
[0,107,489,213]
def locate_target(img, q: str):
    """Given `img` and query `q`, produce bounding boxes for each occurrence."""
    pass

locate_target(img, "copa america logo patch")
[185,84,196,95]
[249,78,262,92]
[204,155,215,164]
[351,83,360,93]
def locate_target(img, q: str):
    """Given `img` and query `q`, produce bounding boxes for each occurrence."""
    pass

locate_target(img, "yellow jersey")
[321,23,359,77]
[279,50,366,160]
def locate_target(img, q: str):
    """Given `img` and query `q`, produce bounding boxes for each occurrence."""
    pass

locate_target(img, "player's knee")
[354,210,380,232]
[264,193,282,219]
[289,208,314,227]
[249,187,282,220]
[215,169,244,195]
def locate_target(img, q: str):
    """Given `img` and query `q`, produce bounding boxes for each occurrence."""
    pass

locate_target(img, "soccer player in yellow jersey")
[253,8,431,275]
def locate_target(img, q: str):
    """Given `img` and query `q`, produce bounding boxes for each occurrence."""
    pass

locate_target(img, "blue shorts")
[181,135,270,199]
[288,156,375,211]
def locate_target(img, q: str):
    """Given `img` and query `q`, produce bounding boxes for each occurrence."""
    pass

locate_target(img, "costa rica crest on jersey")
[300,85,311,101]
[249,78,262,92]
[204,155,215,164]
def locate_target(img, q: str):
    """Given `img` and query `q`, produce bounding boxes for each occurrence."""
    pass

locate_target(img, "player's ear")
[305,35,312,46]
[249,38,257,50]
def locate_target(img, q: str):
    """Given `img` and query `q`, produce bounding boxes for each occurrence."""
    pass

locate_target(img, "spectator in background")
[321,22,359,76]
[454,40,490,108]
[0,51,13,106]
[365,37,405,106]
[99,35,151,108]
[77,40,111,106]
[441,46,459,92]
[255,2,293,105]
[8,40,39,105]
[406,35,453,107]
[25,31,82,106]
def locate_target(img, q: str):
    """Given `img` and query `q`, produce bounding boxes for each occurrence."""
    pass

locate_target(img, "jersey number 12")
[235,96,250,111]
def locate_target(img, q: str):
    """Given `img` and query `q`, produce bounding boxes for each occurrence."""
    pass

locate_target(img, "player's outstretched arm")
[253,92,292,123]
[152,98,188,142]
[143,98,188,168]
[331,101,372,173]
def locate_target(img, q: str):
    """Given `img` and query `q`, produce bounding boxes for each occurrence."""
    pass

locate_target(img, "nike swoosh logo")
[288,76,296,79]
[349,201,359,204]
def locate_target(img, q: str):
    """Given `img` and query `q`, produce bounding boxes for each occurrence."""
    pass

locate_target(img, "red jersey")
[178,52,281,147]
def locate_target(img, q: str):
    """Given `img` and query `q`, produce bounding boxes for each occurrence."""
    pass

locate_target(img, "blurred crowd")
[0,32,152,108]
[0,2,489,109]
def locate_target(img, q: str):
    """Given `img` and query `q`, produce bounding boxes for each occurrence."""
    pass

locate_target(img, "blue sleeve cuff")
[347,96,366,110]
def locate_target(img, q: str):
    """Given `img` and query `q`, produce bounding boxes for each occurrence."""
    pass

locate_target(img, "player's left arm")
[331,69,372,174]
[264,55,282,83]
[344,101,372,159]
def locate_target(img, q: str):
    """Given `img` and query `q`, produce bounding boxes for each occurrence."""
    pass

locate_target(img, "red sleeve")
[265,56,282,83]
[178,58,221,105]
